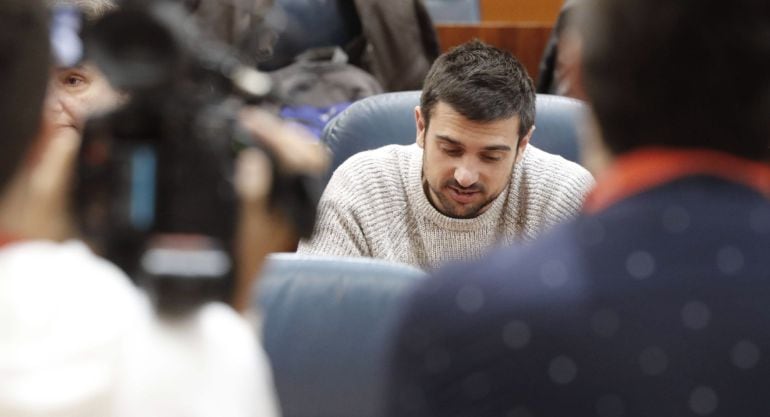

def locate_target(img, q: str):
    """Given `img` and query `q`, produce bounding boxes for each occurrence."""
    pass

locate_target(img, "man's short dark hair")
[580,0,770,160]
[0,0,50,190]
[420,40,536,139]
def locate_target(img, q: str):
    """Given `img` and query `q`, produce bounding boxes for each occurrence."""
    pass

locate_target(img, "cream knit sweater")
[298,144,594,269]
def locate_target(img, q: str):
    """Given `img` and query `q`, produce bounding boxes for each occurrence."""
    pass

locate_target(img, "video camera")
[55,0,321,316]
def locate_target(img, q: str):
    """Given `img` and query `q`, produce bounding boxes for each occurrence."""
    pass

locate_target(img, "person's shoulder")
[391,221,587,361]
[447,220,580,283]
[335,143,416,173]
[187,302,269,374]
[409,220,584,317]
[197,303,259,346]
[519,145,588,178]
[193,303,276,379]
[0,239,144,324]
[326,144,417,197]
[0,239,135,290]
[115,302,280,417]
[521,145,593,183]
[0,240,148,416]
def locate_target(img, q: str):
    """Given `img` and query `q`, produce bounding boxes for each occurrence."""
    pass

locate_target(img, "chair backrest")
[321,91,586,174]
[260,0,360,71]
[255,253,427,417]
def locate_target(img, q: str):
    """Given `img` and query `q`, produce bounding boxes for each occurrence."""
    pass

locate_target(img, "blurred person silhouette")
[385,0,770,416]
[0,0,327,415]
[536,0,587,100]
[299,40,594,269]
[41,0,124,241]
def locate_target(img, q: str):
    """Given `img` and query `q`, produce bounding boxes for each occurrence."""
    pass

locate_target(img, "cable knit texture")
[298,144,594,269]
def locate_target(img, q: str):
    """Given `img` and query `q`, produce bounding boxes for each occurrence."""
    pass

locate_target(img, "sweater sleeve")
[297,163,371,258]
[509,148,596,241]
[544,164,595,221]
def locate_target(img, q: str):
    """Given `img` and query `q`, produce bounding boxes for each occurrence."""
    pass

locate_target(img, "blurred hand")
[554,28,587,101]
[239,109,329,177]
[231,109,329,312]
[0,121,79,241]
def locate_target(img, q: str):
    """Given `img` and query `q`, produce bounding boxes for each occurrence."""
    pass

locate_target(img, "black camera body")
[74,0,319,315]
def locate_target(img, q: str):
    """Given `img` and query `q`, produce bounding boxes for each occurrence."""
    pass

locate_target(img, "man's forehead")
[427,101,521,147]
[433,101,521,121]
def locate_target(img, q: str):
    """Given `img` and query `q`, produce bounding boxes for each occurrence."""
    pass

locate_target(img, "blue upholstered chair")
[260,0,359,71]
[321,91,587,174]
[255,253,427,417]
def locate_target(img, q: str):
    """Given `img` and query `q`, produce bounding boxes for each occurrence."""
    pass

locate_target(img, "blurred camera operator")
[0,0,327,415]
[39,0,124,241]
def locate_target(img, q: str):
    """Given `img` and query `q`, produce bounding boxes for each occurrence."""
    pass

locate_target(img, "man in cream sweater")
[299,41,594,269]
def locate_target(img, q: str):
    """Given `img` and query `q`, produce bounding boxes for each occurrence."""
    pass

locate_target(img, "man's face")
[45,62,124,136]
[416,101,532,219]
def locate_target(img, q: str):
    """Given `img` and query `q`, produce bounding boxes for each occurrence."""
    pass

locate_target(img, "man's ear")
[415,106,426,148]
[515,125,535,164]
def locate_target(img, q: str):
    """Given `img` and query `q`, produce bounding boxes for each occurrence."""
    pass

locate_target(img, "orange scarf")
[584,147,770,214]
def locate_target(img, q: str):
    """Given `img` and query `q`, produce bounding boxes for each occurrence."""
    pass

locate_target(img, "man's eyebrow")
[482,144,512,152]
[437,135,512,152]
[436,135,462,146]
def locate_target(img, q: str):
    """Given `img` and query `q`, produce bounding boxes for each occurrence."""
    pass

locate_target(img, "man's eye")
[65,76,84,87]
[60,72,88,89]
[441,147,462,157]
[481,154,503,162]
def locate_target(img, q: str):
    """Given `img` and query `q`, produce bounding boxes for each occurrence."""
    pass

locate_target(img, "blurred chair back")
[322,91,586,174]
[261,0,360,70]
[261,0,438,92]
[255,253,427,417]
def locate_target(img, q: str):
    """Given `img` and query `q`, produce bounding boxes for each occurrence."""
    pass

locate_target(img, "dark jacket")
[386,149,770,416]
[259,0,439,92]
[349,0,439,91]
[270,47,383,108]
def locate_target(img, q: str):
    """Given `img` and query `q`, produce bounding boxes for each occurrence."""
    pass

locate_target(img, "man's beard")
[424,178,501,219]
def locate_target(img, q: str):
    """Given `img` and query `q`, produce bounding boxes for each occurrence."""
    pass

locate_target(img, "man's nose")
[454,164,479,188]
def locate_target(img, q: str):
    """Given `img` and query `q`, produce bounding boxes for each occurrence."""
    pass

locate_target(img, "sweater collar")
[405,144,513,232]
[584,147,770,214]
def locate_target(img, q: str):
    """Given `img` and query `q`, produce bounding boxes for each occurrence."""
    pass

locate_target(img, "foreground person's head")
[580,0,770,161]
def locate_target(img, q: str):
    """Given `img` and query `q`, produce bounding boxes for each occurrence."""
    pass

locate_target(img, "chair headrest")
[322,92,587,173]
